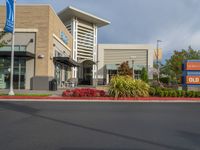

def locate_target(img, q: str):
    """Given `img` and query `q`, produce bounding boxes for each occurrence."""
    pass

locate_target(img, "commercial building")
[97,44,154,84]
[0,4,154,90]
[0,5,76,90]
[58,6,110,85]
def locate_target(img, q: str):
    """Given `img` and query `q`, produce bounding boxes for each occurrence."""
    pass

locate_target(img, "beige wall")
[48,6,73,77]
[154,48,162,61]
[0,5,73,78]
[98,44,154,81]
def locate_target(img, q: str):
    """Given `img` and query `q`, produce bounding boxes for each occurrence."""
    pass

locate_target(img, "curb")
[1,96,200,102]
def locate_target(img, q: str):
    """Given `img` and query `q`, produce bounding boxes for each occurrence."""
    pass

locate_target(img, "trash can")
[49,79,57,91]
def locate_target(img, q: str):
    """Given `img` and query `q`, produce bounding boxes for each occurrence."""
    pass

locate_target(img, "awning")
[106,64,146,70]
[106,64,118,70]
[0,51,35,60]
[78,59,96,65]
[53,57,80,67]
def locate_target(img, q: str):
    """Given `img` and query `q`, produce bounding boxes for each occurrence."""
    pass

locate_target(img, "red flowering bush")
[62,88,106,97]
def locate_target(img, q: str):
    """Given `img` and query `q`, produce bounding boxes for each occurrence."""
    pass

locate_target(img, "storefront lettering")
[60,32,68,44]
[186,76,200,84]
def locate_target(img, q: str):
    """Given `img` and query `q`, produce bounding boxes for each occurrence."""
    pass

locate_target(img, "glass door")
[0,58,26,89]
[55,63,62,88]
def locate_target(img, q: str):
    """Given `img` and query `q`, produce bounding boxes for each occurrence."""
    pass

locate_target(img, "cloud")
[1,0,200,62]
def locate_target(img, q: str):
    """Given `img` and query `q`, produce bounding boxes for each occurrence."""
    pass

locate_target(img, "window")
[134,70,142,79]
[55,50,62,57]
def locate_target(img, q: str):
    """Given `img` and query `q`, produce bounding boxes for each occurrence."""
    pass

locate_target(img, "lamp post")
[156,40,162,82]
[130,56,136,79]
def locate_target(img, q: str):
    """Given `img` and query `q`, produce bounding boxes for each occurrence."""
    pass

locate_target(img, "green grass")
[0,93,52,96]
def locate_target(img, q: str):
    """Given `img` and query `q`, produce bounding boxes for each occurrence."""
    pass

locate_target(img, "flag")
[4,0,15,33]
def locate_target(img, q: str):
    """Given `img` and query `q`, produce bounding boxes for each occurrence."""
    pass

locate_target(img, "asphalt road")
[0,101,200,150]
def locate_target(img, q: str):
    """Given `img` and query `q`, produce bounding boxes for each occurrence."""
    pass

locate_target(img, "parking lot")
[0,101,200,150]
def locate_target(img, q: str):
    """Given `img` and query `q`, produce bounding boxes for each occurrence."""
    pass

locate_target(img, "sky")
[1,0,200,62]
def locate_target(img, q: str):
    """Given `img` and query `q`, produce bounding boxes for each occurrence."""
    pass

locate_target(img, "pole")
[132,60,134,79]
[9,0,15,95]
[157,40,159,82]
[156,40,160,83]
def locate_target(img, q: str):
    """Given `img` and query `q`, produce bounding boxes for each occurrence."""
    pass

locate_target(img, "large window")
[0,58,26,89]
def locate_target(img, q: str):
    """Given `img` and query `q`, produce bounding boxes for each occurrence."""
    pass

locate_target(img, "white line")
[1,99,200,103]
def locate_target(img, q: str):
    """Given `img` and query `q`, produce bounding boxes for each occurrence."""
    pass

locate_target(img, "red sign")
[186,62,200,71]
[186,76,200,84]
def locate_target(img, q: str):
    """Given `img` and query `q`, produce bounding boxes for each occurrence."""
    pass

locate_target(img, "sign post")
[4,0,16,95]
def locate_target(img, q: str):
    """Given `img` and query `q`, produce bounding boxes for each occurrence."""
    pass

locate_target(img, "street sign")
[186,76,200,84]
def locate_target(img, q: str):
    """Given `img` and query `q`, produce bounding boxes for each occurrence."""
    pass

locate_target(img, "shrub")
[159,77,170,84]
[182,90,186,97]
[149,87,156,96]
[164,91,169,97]
[141,67,148,83]
[108,75,150,98]
[62,90,72,97]
[155,87,162,96]
[169,90,177,97]
[62,88,106,97]
[195,91,200,97]
[177,90,182,97]
[186,91,192,97]
[159,91,165,97]
[191,91,196,98]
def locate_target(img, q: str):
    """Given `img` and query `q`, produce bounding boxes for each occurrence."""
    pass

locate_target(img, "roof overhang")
[58,6,110,27]
[0,51,35,60]
[53,57,80,67]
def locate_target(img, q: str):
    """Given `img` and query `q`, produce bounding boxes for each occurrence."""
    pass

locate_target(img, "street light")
[156,40,162,82]
[130,56,136,79]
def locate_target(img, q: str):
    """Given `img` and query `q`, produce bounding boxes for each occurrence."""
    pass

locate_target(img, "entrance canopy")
[53,57,80,67]
[0,51,35,60]
[78,59,96,65]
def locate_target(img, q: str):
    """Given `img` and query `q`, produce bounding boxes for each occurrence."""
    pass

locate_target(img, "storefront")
[97,44,154,85]
[0,5,75,90]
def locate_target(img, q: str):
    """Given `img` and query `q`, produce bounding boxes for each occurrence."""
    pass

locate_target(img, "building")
[97,44,154,84]
[58,6,110,85]
[0,4,154,90]
[154,48,162,62]
[0,5,77,90]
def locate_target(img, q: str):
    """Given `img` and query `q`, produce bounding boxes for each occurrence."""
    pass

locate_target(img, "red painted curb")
[0,96,200,101]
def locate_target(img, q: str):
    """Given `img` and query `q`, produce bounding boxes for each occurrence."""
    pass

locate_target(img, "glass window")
[0,58,26,89]
[55,50,62,57]
[134,70,142,79]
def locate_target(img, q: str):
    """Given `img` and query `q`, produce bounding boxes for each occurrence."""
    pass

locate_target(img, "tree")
[140,67,148,83]
[118,61,132,77]
[161,46,200,84]
[0,31,8,48]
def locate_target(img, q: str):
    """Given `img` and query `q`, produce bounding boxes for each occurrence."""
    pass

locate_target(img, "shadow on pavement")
[178,130,200,146]
[0,101,191,150]
[59,148,144,150]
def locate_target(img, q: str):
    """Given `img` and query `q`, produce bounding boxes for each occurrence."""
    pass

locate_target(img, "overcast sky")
[1,0,200,61]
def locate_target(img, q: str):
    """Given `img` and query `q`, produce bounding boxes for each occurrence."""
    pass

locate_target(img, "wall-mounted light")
[29,39,34,43]
[38,54,45,59]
